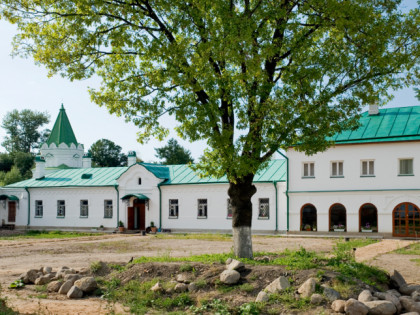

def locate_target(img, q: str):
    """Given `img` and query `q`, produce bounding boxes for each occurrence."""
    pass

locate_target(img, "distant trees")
[88,139,127,167]
[1,109,50,153]
[155,138,194,165]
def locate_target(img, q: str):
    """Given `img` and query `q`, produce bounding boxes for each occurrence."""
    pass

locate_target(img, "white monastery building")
[1,104,419,238]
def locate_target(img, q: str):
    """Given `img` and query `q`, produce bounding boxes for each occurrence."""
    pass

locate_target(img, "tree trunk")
[228,175,257,259]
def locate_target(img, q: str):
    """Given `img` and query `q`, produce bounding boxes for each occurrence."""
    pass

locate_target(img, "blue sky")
[0,1,418,161]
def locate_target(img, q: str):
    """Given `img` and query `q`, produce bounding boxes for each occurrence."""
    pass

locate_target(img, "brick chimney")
[369,103,379,116]
[82,153,92,168]
[127,151,137,166]
[33,156,46,179]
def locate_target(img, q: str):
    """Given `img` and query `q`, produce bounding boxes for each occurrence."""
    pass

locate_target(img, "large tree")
[1,109,50,153]
[1,0,418,258]
[88,139,128,167]
[155,138,194,165]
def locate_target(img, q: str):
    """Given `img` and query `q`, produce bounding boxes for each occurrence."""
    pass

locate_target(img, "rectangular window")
[197,199,207,218]
[361,160,375,176]
[169,199,179,218]
[80,200,89,217]
[331,161,344,177]
[303,162,315,177]
[57,200,65,217]
[104,200,113,218]
[35,200,43,217]
[227,199,232,218]
[399,159,413,175]
[259,198,269,219]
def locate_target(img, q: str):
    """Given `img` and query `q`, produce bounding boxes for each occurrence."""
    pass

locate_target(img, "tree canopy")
[155,138,194,165]
[88,139,127,167]
[1,0,418,257]
[1,109,50,153]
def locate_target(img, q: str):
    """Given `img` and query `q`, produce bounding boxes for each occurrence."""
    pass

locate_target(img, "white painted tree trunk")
[233,226,253,259]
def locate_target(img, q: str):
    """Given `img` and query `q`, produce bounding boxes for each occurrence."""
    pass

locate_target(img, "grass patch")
[0,285,18,315]
[269,288,311,311]
[179,263,193,272]
[155,233,232,241]
[190,299,231,314]
[239,283,255,292]
[395,242,420,255]
[411,258,420,266]
[334,238,378,253]
[0,230,102,240]
[90,261,102,273]
[34,285,47,293]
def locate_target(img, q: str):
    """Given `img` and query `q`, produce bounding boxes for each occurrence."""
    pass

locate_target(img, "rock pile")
[19,266,97,299]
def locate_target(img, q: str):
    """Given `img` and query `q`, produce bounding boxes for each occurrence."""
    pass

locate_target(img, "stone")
[20,269,39,284]
[151,282,163,292]
[310,293,323,304]
[225,258,233,265]
[79,267,90,275]
[374,292,402,313]
[391,270,407,289]
[331,300,346,313]
[220,270,240,284]
[358,290,373,302]
[188,283,198,292]
[74,277,98,293]
[322,285,341,302]
[264,276,290,294]
[400,296,420,313]
[401,285,420,296]
[43,266,52,274]
[34,275,52,285]
[174,283,188,293]
[64,274,81,283]
[67,286,83,299]
[412,291,420,302]
[387,289,402,298]
[176,273,191,284]
[363,300,397,315]
[298,278,316,298]
[47,281,62,292]
[58,280,74,295]
[226,259,245,271]
[344,298,369,315]
[255,291,269,302]
[400,312,420,315]
[254,256,270,263]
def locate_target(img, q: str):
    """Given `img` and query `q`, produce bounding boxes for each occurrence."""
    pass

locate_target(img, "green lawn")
[0,230,103,240]
[395,242,420,255]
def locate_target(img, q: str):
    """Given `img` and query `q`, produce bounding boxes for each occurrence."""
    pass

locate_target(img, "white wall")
[41,143,84,168]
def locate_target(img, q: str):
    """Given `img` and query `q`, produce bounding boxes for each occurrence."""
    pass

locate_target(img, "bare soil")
[0,233,417,314]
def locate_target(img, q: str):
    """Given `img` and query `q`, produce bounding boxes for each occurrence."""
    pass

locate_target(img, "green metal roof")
[121,193,149,200]
[330,106,420,144]
[46,104,79,147]
[6,167,128,188]
[5,160,286,189]
[0,194,19,200]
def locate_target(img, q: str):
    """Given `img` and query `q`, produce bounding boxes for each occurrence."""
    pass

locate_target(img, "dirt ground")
[0,233,417,314]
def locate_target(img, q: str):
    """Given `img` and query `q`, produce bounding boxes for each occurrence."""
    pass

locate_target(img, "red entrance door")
[8,202,16,223]
[127,199,146,230]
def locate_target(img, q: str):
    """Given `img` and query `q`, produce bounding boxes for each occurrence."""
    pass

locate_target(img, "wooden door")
[393,202,420,237]
[127,207,134,230]
[139,202,146,230]
[8,202,16,223]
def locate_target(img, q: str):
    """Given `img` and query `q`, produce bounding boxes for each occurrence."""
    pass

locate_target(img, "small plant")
[333,224,345,229]
[118,221,124,227]
[239,283,254,292]
[150,221,155,227]
[9,280,24,289]
[180,263,193,272]
[90,261,102,273]
[35,284,47,293]
[238,302,261,315]
[195,279,207,288]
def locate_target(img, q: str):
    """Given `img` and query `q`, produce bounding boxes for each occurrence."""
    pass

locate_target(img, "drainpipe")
[157,182,163,231]
[273,181,279,232]
[24,187,30,227]
[114,184,119,228]
[277,150,289,231]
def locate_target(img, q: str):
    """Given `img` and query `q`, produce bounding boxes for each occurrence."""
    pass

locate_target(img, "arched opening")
[393,202,420,237]
[300,204,317,231]
[359,203,378,232]
[329,204,346,231]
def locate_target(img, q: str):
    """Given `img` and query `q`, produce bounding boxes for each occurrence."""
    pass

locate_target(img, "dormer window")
[81,173,92,179]
[138,178,142,185]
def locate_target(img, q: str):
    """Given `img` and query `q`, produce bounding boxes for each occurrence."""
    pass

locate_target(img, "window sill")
[34,216,43,218]
[197,216,207,219]
[302,176,315,179]
[360,175,375,177]
[56,216,65,219]
[258,217,269,220]
[104,217,113,219]
[330,176,344,178]
[80,216,88,219]
[226,216,232,220]
[398,174,414,176]
[168,216,178,219]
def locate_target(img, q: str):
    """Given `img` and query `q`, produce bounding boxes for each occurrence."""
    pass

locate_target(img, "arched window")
[393,202,420,237]
[329,204,346,231]
[359,204,378,232]
[300,204,317,231]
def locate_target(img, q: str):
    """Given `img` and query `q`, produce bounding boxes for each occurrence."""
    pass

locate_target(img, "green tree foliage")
[0,166,23,186]
[1,0,418,257]
[1,109,50,153]
[13,152,34,178]
[88,139,127,167]
[0,153,14,173]
[155,138,194,165]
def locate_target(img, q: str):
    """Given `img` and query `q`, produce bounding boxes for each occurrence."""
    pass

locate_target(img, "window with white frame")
[227,199,232,218]
[80,200,89,217]
[361,160,375,176]
[197,199,207,218]
[259,198,269,219]
[57,200,65,217]
[331,161,344,177]
[104,200,113,218]
[169,199,179,218]
[399,158,413,175]
[303,162,315,177]
[35,200,43,217]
